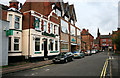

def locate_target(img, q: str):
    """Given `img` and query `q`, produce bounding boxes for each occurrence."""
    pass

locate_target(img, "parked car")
[95,50,99,53]
[85,50,91,56]
[73,51,84,58]
[91,49,96,54]
[52,52,74,63]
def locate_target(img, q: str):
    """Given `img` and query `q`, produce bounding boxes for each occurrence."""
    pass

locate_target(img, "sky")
[0,0,119,38]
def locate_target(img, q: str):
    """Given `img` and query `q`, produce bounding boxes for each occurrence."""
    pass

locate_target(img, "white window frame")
[14,37,19,51]
[35,38,40,52]
[43,20,47,32]
[14,15,20,29]
[50,23,53,34]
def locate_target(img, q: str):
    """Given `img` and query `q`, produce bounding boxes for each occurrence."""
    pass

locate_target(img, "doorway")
[44,39,48,57]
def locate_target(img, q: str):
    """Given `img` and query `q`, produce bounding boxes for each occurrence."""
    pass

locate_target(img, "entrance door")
[44,39,48,57]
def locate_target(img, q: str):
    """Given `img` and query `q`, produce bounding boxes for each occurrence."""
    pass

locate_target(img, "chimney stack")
[9,0,19,10]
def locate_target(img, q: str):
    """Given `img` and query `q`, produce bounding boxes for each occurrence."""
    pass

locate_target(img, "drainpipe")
[28,1,31,60]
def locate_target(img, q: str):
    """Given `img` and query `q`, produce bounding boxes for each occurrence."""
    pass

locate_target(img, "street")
[3,51,109,76]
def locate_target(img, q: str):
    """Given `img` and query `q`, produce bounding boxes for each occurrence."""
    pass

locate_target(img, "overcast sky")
[0,0,119,38]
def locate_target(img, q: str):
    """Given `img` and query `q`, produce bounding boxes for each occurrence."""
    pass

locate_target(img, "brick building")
[21,0,61,58]
[1,0,81,62]
[96,28,113,51]
[112,28,120,52]
[81,29,94,51]
[99,34,112,51]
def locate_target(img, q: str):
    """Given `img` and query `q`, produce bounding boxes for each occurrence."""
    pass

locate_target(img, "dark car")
[52,52,74,63]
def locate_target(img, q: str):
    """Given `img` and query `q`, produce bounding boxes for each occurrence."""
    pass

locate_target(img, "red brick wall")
[22,12,35,30]
[100,38,112,47]
[2,9,7,21]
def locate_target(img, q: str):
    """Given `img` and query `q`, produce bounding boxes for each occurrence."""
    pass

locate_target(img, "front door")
[44,39,48,57]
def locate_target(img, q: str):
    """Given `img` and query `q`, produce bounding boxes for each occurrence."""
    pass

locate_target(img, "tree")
[112,31,120,51]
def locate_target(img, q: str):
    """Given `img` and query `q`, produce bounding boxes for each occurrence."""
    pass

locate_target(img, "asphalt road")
[3,51,109,76]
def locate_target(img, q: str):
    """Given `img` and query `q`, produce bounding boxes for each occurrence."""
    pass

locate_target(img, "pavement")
[2,51,109,77]
[1,60,53,75]
[109,51,120,77]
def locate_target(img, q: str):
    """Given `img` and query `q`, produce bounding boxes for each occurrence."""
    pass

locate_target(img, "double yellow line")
[100,59,108,78]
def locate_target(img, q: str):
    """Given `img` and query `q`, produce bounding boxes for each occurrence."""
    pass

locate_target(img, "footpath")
[109,51,120,77]
[1,60,53,75]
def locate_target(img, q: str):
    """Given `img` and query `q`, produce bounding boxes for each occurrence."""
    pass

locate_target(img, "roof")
[100,35,112,39]
[81,29,94,38]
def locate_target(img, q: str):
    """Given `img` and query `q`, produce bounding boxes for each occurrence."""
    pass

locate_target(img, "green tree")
[112,31,120,51]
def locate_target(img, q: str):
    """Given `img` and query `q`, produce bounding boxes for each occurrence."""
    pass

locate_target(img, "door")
[44,39,48,57]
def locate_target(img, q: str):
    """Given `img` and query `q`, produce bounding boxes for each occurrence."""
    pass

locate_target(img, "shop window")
[61,43,69,50]
[55,41,58,51]
[35,38,40,51]
[8,37,11,51]
[35,17,40,29]
[50,23,53,33]
[15,15,20,29]
[14,38,19,51]
[43,21,47,32]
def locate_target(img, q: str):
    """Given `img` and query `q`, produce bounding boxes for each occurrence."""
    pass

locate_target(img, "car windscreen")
[58,53,66,56]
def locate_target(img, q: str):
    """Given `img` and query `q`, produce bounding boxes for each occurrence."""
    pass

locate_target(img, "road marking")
[103,60,108,78]
[100,59,108,78]
[32,64,55,70]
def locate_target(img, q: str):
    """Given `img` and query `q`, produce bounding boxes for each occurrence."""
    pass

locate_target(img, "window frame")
[35,38,40,51]
[14,37,19,51]
[43,20,47,32]
[14,15,20,29]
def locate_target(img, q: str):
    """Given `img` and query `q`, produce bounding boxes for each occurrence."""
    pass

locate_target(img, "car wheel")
[71,57,74,61]
[65,59,68,63]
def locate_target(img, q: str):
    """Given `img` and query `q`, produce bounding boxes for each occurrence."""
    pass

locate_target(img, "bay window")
[14,38,19,51]
[9,14,12,28]
[8,37,11,51]
[15,15,20,29]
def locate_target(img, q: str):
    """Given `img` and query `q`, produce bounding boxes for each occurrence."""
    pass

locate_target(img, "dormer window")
[15,15,20,29]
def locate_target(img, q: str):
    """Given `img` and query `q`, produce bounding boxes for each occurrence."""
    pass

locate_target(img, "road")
[3,51,109,76]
